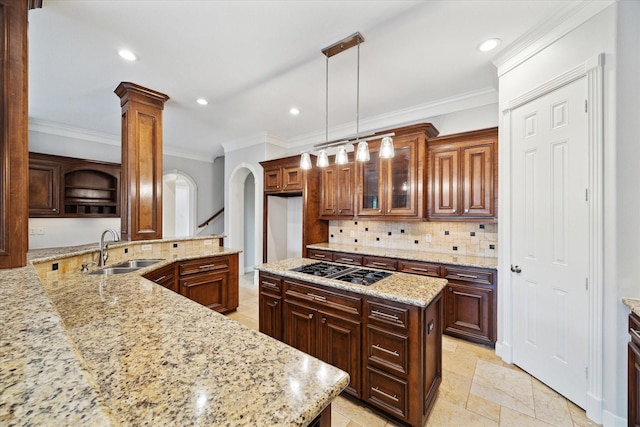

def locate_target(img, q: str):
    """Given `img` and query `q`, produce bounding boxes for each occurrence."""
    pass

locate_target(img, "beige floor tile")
[439,369,472,406]
[332,396,388,427]
[442,336,459,353]
[500,406,554,427]
[470,359,535,417]
[567,401,599,427]
[466,393,501,423]
[331,406,351,427]
[426,397,498,427]
[442,346,479,379]
[531,379,573,427]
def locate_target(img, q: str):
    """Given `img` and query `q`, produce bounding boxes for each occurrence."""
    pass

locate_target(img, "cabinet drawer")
[366,300,409,330]
[307,249,333,262]
[363,256,397,271]
[397,260,440,277]
[259,272,282,294]
[180,256,229,276]
[366,325,409,376]
[333,252,363,266]
[365,366,408,420]
[284,280,362,318]
[443,265,494,286]
[631,313,640,346]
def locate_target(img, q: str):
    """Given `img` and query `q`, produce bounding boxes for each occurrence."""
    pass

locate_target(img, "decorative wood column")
[115,82,169,241]
[0,0,29,269]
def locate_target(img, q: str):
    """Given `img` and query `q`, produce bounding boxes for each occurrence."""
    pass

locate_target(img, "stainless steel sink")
[88,259,164,275]
[110,259,164,268]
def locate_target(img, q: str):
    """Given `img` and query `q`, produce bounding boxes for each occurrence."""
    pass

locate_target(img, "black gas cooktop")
[290,262,391,286]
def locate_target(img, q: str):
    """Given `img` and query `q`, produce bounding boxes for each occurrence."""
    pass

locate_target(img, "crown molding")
[288,86,498,151]
[221,131,289,154]
[493,0,614,77]
[28,118,215,163]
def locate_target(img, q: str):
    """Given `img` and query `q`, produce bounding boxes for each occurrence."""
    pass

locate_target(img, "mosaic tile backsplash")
[329,220,497,258]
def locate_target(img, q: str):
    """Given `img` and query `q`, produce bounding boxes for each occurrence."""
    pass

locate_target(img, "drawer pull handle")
[409,267,428,272]
[342,258,354,262]
[199,264,216,269]
[372,386,399,402]
[455,273,478,279]
[307,293,327,302]
[371,310,400,321]
[315,254,326,258]
[371,262,387,267]
[631,328,640,341]
[372,344,399,357]
[154,275,166,282]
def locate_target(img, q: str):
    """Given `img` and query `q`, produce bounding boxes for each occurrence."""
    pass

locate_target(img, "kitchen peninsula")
[256,257,447,427]
[0,236,348,426]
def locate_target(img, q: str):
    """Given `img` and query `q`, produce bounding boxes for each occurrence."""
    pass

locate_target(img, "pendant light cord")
[356,36,360,142]
[325,54,329,143]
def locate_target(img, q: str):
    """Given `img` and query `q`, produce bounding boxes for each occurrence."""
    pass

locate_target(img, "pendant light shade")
[356,140,370,162]
[379,136,395,159]
[300,152,312,170]
[335,146,349,165]
[316,149,329,167]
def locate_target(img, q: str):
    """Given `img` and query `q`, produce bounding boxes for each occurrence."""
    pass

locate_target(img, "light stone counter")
[624,298,640,317]
[307,242,498,269]
[1,242,349,426]
[256,257,447,307]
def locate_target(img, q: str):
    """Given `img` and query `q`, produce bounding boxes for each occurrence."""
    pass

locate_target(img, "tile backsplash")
[329,220,497,258]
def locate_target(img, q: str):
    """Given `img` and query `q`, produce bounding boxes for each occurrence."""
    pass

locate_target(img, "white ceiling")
[28,0,582,160]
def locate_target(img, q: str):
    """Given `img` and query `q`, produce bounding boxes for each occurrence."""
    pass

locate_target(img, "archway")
[163,170,197,237]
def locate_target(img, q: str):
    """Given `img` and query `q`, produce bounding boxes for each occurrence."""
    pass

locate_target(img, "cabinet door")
[307,249,334,262]
[264,168,282,192]
[357,149,383,216]
[259,293,283,340]
[318,312,362,398]
[443,283,493,345]
[430,147,459,217]
[283,300,318,356]
[385,136,419,216]
[462,143,494,217]
[336,163,354,216]
[144,263,178,293]
[29,158,60,216]
[282,166,303,191]
[180,270,228,312]
[320,167,337,216]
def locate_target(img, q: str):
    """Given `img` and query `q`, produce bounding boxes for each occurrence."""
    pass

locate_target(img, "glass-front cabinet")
[357,125,435,219]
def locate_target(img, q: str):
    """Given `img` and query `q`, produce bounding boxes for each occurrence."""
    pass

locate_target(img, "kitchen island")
[256,257,447,427]
[0,238,349,426]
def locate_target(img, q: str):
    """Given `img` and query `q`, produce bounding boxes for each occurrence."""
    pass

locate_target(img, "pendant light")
[300,152,312,170]
[316,149,329,167]
[379,136,395,159]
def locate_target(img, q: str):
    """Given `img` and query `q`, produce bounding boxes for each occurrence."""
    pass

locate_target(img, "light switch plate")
[141,244,152,251]
[425,234,432,243]
[204,240,212,246]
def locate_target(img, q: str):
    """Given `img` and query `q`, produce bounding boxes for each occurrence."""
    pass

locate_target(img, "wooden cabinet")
[28,153,121,218]
[363,255,397,271]
[259,272,283,340]
[260,155,327,262]
[259,271,442,426]
[320,156,355,219]
[307,248,334,262]
[29,154,60,216]
[428,127,497,221]
[630,312,640,427]
[143,263,177,293]
[397,259,441,277]
[179,255,238,313]
[442,265,496,346]
[356,124,438,220]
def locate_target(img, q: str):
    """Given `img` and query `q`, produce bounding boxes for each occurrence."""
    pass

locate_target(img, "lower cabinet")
[143,254,239,313]
[630,312,640,427]
[260,271,442,427]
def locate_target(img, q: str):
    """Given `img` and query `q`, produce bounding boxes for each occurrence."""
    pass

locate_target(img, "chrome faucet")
[99,229,120,267]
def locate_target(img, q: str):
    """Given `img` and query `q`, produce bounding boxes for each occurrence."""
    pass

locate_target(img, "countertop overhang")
[1,240,349,426]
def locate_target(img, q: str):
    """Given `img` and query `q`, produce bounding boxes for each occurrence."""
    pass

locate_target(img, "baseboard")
[585,392,603,424]
[244,266,255,274]
[602,408,627,427]
[495,341,513,364]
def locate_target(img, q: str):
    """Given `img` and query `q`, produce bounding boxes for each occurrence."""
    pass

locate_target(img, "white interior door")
[510,76,589,407]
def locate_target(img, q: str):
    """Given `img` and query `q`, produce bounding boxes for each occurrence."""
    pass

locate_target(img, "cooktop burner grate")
[290,262,391,286]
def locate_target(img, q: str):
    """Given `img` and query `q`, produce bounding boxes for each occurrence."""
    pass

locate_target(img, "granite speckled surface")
[255,258,447,308]
[307,242,498,269]
[2,242,349,426]
[623,298,640,317]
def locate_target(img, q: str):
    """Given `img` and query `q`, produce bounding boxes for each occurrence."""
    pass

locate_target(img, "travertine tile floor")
[228,273,599,427]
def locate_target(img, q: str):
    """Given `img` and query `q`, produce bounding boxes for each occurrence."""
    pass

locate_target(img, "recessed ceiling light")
[197,98,208,106]
[478,38,501,52]
[290,107,300,115]
[118,49,138,61]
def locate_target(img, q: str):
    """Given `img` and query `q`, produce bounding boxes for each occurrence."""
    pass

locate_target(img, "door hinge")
[585,278,588,291]
[585,189,588,201]
[585,100,588,112]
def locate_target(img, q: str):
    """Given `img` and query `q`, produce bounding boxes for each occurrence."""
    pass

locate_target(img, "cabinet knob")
[308,313,314,319]
[465,209,469,213]
[321,317,326,324]
[452,209,456,213]
[338,209,342,213]
[510,265,522,274]
[378,209,382,213]
[448,287,453,292]
[387,209,390,213]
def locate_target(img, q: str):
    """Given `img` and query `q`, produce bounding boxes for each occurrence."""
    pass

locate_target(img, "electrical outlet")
[36,226,45,235]
[204,240,212,246]
[425,234,432,243]
[141,244,152,251]
[29,227,37,235]
[349,231,355,238]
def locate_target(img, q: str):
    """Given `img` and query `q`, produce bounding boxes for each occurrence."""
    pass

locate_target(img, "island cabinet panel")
[363,255,397,271]
[307,248,334,262]
[318,312,362,397]
[629,313,640,427]
[259,272,283,340]
[178,254,238,314]
[143,263,177,293]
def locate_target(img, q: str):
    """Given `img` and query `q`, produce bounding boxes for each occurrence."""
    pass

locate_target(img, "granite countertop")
[623,298,640,317]
[256,258,447,308]
[1,243,349,426]
[307,242,498,269]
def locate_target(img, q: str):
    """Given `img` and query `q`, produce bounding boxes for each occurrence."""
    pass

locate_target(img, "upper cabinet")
[263,159,303,194]
[356,124,438,219]
[29,152,121,218]
[320,154,355,219]
[427,127,498,221]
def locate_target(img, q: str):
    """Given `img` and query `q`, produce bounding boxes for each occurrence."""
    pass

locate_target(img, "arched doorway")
[163,170,197,237]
